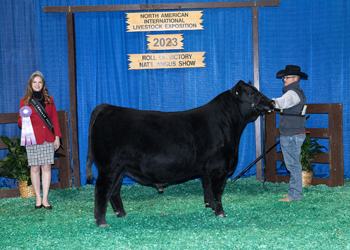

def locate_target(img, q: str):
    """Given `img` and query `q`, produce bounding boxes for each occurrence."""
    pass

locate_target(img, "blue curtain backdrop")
[0,0,349,187]
[0,1,42,187]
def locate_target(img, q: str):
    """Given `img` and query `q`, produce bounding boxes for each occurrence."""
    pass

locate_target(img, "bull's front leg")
[201,176,226,217]
[210,175,227,218]
[201,175,215,208]
[205,167,228,218]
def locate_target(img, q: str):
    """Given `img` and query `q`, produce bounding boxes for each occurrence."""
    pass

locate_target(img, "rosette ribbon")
[20,106,37,146]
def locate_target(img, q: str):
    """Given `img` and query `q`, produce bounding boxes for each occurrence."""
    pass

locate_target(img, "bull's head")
[232,80,274,118]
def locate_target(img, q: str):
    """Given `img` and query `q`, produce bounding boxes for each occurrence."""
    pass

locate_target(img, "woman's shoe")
[43,205,52,210]
[35,204,43,209]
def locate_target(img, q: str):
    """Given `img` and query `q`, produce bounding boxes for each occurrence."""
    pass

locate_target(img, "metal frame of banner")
[43,1,281,186]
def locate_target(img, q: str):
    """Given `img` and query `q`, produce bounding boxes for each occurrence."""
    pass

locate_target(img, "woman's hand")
[54,136,60,151]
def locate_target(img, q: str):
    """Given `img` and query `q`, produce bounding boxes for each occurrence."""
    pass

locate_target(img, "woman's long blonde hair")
[24,72,51,105]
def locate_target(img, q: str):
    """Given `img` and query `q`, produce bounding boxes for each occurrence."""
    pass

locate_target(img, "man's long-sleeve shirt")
[273,90,300,111]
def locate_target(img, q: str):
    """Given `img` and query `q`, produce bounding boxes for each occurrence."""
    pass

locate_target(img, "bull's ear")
[248,81,252,85]
[232,83,242,96]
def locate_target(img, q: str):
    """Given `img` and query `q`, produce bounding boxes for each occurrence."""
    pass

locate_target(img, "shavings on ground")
[1,177,350,249]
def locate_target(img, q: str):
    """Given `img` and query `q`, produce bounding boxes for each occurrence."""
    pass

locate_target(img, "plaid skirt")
[26,141,54,166]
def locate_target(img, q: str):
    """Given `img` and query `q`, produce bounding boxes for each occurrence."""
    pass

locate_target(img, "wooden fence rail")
[0,111,72,199]
[265,103,343,187]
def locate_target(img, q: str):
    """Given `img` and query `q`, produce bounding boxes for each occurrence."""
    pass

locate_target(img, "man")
[273,65,308,202]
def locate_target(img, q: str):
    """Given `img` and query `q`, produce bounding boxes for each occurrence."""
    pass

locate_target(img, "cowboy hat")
[276,65,308,79]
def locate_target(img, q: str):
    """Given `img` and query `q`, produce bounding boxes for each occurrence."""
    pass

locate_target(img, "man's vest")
[279,81,306,136]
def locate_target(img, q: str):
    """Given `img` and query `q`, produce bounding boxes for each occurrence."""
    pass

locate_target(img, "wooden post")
[66,12,81,187]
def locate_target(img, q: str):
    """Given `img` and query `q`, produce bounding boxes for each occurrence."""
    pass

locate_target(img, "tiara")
[32,71,44,77]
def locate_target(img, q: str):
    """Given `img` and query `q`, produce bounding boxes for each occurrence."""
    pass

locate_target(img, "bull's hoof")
[97,223,110,227]
[205,203,210,208]
[116,212,127,217]
[96,219,109,227]
[216,213,226,218]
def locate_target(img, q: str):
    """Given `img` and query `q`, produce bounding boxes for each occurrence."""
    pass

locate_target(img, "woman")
[18,71,61,209]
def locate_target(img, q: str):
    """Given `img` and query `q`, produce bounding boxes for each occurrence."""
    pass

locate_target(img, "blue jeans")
[280,133,306,201]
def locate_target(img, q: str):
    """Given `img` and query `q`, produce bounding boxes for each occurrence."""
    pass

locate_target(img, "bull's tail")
[86,104,109,184]
[86,127,94,184]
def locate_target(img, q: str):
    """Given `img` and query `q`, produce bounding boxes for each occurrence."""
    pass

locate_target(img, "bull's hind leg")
[94,172,115,227]
[109,173,127,217]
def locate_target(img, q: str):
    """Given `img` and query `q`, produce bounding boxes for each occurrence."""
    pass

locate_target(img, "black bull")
[86,80,274,227]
